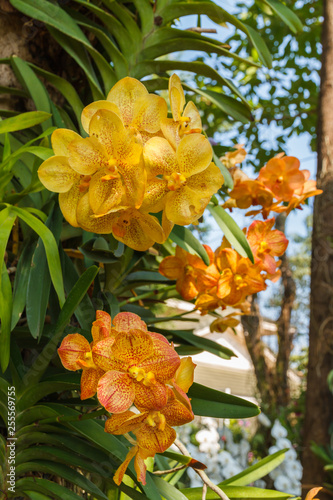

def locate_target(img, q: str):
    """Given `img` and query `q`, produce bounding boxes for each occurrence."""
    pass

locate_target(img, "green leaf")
[213,151,234,190]
[9,206,65,306]
[15,478,86,500]
[261,0,303,33]
[11,240,36,329]
[29,64,84,133]
[16,460,109,500]
[242,23,272,68]
[169,226,209,265]
[17,381,79,411]
[133,0,154,36]
[162,329,235,360]
[79,238,118,263]
[181,485,292,499]
[23,266,99,386]
[0,111,51,133]
[11,56,52,131]
[0,261,13,372]
[10,0,90,46]
[125,271,171,284]
[188,383,260,418]
[221,449,287,486]
[207,203,254,262]
[26,206,63,339]
[152,476,188,500]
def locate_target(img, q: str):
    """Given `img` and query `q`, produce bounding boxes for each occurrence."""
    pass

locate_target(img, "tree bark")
[302,0,333,496]
[275,213,296,407]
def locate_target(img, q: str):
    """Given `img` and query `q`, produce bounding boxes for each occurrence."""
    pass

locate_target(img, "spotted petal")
[58,333,91,371]
[89,109,131,159]
[135,423,176,454]
[81,100,120,134]
[132,94,168,133]
[105,411,147,435]
[165,186,211,225]
[92,338,125,372]
[187,162,224,196]
[88,169,126,215]
[76,193,116,234]
[97,370,135,413]
[162,398,194,426]
[51,129,81,156]
[68,136,108,175]
[38,156,79,193]
[80,367,104,400]
[143,136,177,177]
[134,380,168,411]
[107,77,148,127]
[59,179,82,227]
[113,312,147,333]
[176,134,212,177]
[113,445,138,486]
[139,339,180,383]
[111,330,154,365]
[111,209,165,251]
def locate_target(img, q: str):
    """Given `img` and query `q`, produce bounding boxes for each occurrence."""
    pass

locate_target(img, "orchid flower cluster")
[222,145,322,218]
[38,74,224,251]
[159,217,288,327]
[57,310,196,485]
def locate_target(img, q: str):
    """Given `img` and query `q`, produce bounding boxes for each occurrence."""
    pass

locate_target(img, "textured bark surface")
[302,0,333,496]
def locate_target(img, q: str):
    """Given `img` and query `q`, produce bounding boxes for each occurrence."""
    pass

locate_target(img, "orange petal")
[134,380,168,411]
[91,311,112,343]
[139,339,181,383]
[51,128,81,156]
[158,256,183,280]
[58,333,91,371]
[92,338,125,372]
[135,423,176,454]
[81,100,120,134]
[112,330,154,365]
[80,367,104,400]
[107,77,148,127]
[113,312,147,333]
[162,398,194,426]
[97,371,135,413]
[134,449,147,485]
[105,411,147,435]
[216,272,232,299]
[113,445,138,486]
[305,487,322,500]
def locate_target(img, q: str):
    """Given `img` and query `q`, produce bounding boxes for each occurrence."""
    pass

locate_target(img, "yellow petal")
[89,109,128,158]
[183,101,202,131]
[88,169,126,215]
[187,162,224,195]
[81,100,120,134]
[76,192,116,233]
[38,156,79,193]
[111,209,165,251]
[140,178,168,213]
[107,76,148,127]
[169,74,185,121]
[174,357,196,393]
[143,137,177,177]
[51,128,81,156]
[162,210,174,240]
[132,94,168,133]
[160,117,179,150]
[68,136,108,175]
[59,179,82,227]
[120,156,147,209]
[177,134,212,177]
[165,186,210,225]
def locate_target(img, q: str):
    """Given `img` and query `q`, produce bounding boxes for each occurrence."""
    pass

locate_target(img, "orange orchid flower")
[305,487,322,500]
[247,218,288,274]
[258,156,306,201]
[228,179,274,210]
[57,310,111,399]
[210,311,241,333]
[159,246,210,300]
[215,248,266,306]
[92,313,181,413]
[221,144,247,169]
[106,389,194,485]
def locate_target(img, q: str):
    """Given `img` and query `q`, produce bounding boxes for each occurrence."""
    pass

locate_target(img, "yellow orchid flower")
[161,73,202,149]
[81,76,168,144]
[143,133,224,225]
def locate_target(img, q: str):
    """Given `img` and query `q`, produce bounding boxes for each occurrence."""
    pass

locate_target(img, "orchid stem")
[174,439,231,500]
[118,285,175,307]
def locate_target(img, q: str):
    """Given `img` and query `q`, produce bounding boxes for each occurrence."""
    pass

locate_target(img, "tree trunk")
[275,213,296,408]
[302,0,333,496]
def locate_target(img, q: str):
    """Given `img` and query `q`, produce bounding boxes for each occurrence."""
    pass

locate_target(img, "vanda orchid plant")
[0,2,321,497]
